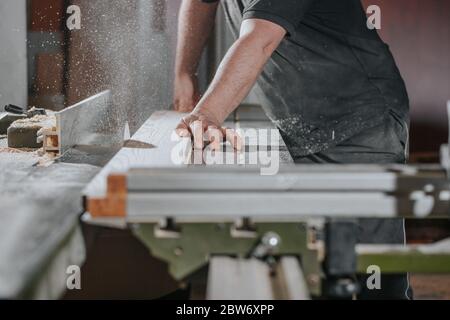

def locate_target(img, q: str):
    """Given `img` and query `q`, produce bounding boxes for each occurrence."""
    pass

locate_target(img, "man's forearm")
[175,0,218,77]
[193,20,285,124]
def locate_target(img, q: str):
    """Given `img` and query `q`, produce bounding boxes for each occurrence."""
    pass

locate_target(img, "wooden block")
[7,115,56,149]
[8,127,42,149]
[87,174,127,218]
[39,128,59,153]
[0,113,26,135]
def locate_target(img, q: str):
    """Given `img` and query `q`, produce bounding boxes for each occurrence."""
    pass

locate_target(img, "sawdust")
[0,147,33,154]
[0,146,57,167]
[10,114,56,130]
[36,152,57,167]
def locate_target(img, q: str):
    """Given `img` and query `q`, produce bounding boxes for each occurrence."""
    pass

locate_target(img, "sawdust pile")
[10,114,56,130]
[0,111,58,167]
[36,152,57,167]
[0,146,57,167]
[0,147,35,154]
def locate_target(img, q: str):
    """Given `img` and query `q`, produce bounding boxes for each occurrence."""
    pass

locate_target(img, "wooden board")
[207,257,274,300]
[83,111,191,217]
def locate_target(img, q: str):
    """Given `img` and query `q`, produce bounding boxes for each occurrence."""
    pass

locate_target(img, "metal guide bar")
[127,165,448,192]
[126,192,450,222]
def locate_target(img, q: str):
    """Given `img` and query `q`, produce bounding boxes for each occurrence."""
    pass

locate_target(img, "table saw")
[81,107,450,300]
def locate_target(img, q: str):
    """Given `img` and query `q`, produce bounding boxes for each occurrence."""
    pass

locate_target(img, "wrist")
[175,68,197,79]
[192,105,224,126]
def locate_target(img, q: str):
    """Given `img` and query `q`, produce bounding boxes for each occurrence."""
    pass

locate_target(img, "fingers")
[175,117,243,152]
[223,128,243,151]
[175,118,191,137]
[205,127,242,151]
[205,126,223,151]
[190,120,206,150]
[175,116,207,150]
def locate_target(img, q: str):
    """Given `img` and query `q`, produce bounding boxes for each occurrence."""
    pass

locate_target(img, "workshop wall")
[0,0,27,109]
[362,0,450,154]
[28,0,66,111]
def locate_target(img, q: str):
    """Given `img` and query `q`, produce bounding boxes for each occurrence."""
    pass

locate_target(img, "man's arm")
[174,0,219,112]
[176,18,286,149]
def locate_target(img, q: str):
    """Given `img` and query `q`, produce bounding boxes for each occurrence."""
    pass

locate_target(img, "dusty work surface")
[0,137,100,298]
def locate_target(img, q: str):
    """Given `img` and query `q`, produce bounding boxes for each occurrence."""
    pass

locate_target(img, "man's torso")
[217,0,409,157]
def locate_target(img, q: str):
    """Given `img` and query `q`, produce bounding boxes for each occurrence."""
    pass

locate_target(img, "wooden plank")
[84,110,189,197]
[83,111,191,217]
[207,257,311,300]
[84,110,296,217]
[275,257,311,300]
[207,257,274,300]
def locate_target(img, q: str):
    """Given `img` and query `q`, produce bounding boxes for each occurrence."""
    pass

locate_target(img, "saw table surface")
[0,137,100,299]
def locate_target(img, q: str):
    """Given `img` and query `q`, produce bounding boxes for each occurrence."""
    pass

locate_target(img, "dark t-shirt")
[202,0,409,157]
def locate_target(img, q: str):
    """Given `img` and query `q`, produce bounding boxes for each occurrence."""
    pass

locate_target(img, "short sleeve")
[243,0,315,36]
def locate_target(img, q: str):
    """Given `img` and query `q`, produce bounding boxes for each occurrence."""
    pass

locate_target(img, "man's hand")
[173,73,200,112]
[174,14,285,153]
[175,111,242,151]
